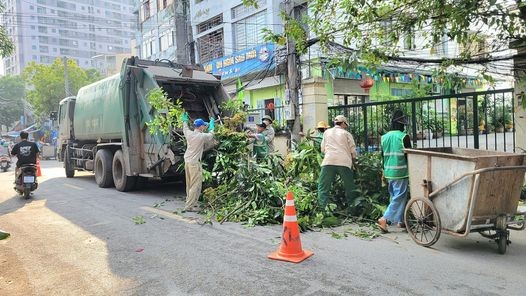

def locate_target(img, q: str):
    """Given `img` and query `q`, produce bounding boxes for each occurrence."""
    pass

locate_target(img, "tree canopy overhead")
[309,0,526,66]
[22,58,102,119]
[0,76,25,128]
[0,3,14,57]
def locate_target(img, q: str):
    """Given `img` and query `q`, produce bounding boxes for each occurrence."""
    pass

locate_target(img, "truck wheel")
[65,149,75,178]
[95,149,114,188]
[112,150,136,192]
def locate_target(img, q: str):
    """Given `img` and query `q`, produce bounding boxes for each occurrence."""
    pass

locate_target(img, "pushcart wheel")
[404,198,441,247]
[497,231,508,254]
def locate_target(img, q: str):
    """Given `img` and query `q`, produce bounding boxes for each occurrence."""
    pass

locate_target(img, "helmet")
[316,121,328,129]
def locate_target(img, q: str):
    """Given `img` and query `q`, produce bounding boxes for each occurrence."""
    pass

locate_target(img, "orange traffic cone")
[268,192,313,263]
[36,159,42,177]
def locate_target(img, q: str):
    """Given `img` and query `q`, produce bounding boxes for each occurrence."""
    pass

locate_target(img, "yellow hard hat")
[316,121,329,129]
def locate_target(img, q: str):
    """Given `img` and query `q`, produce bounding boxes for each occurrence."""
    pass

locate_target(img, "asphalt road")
[1,160,525,296]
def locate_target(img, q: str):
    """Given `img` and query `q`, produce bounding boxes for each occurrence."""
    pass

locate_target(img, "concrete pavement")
[1,160,525,295]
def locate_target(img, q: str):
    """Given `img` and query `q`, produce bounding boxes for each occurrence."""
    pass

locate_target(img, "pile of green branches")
[201,124,389,230]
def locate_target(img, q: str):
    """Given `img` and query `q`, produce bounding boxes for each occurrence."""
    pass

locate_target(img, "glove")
[181,112,189,123]
[208,117,215,132]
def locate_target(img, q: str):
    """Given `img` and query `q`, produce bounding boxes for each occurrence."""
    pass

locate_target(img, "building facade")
[135,0,177,61]
[1,0,135,75]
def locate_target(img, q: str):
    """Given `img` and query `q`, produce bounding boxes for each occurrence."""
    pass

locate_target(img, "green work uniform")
[253,134,268,159]
[317,165,356,209]
[381,130,409,179]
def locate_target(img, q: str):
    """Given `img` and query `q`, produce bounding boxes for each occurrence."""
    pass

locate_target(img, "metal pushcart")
[404,148,526,254]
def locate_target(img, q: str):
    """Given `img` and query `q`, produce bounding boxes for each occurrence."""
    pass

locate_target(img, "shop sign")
[204,43,275,80]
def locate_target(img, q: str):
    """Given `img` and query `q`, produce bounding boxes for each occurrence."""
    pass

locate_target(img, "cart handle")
[428,165,526,200]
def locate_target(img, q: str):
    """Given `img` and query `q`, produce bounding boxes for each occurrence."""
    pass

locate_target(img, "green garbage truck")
[57,57,228,191]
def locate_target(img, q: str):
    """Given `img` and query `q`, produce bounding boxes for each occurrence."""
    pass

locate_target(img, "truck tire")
[112,150,136,192]
[94,149,114,188]
[65,149,75,178]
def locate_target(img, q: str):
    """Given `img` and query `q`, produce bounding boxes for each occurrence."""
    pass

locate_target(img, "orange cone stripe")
[283,215,297,222]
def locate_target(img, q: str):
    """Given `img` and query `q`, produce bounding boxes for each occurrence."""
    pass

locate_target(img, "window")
[158,0,173,11]
[39,46,49,53]
[231,0,264,19]
[232,10,266,51]
[430,34,448,56]
[37,6,46,13]
[38,26,47,33]
[197,14,223,34]
[403,29,415,50]
[390,88,413,97]
[159,31,171,51]
[198,29,224,63]
[141,1,151,21]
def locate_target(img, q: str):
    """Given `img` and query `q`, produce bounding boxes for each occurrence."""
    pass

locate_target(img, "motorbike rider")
[10,131,40,183]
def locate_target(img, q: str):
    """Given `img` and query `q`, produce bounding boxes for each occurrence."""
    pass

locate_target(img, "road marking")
[141,206,199,224]
[63,183,84,190]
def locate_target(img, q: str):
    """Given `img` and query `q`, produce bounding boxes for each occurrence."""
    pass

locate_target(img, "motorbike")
[0,154,10,172]
[14,164,38,199]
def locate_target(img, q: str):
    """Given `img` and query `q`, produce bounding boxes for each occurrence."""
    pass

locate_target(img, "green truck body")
[58,57,228,191]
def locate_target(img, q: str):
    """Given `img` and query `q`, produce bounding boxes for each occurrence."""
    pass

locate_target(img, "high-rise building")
[1,0,136,75]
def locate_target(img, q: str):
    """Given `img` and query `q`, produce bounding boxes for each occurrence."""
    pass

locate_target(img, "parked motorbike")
[14,164,38,199]
[0,154,10,172]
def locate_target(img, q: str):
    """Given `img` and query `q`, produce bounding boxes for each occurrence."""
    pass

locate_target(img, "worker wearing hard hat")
[317,115,357,209]
[181,113,216,212]
[261,115,275,153]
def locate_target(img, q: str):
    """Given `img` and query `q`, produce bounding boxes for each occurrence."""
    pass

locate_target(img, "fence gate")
[328,89,516,153]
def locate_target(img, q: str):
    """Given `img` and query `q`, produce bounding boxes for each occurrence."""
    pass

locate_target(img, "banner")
[204,43,275,80]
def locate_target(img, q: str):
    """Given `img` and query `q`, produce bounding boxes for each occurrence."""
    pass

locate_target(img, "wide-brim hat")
[316,121,329,129]
[262,115,273,123]
[256,122,267,128]
[334,115,349,125]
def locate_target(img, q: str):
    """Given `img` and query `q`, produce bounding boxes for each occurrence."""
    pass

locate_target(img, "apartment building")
[135,0,175,61]
[1,0,135,75]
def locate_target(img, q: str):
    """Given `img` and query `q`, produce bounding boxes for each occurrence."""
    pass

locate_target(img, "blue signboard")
[204,43,275,80]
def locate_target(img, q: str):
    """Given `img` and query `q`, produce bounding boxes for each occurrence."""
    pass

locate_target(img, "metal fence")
[328,89,516,152]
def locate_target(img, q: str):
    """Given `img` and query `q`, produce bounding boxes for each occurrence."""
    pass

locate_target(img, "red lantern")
[267,102,275,110]
[360,76,374,93]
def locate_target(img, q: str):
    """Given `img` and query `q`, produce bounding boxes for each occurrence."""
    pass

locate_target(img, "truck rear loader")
[58,57,228,191]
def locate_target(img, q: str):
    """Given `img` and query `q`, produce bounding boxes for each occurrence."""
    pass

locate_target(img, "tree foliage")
[0,3,14,57]
[0,76,25,128]
[309,0,526,66]
[22,58,102,119]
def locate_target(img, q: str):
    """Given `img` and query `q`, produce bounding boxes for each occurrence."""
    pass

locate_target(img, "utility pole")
[174,0,189,64]
[63,56,70,96]
[285,0,301,149]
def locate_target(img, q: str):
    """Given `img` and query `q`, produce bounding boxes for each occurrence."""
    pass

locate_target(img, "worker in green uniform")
[249,123,269,160]
[311,120,329,151]
[317,115,358,209]
[377,110,412,233]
